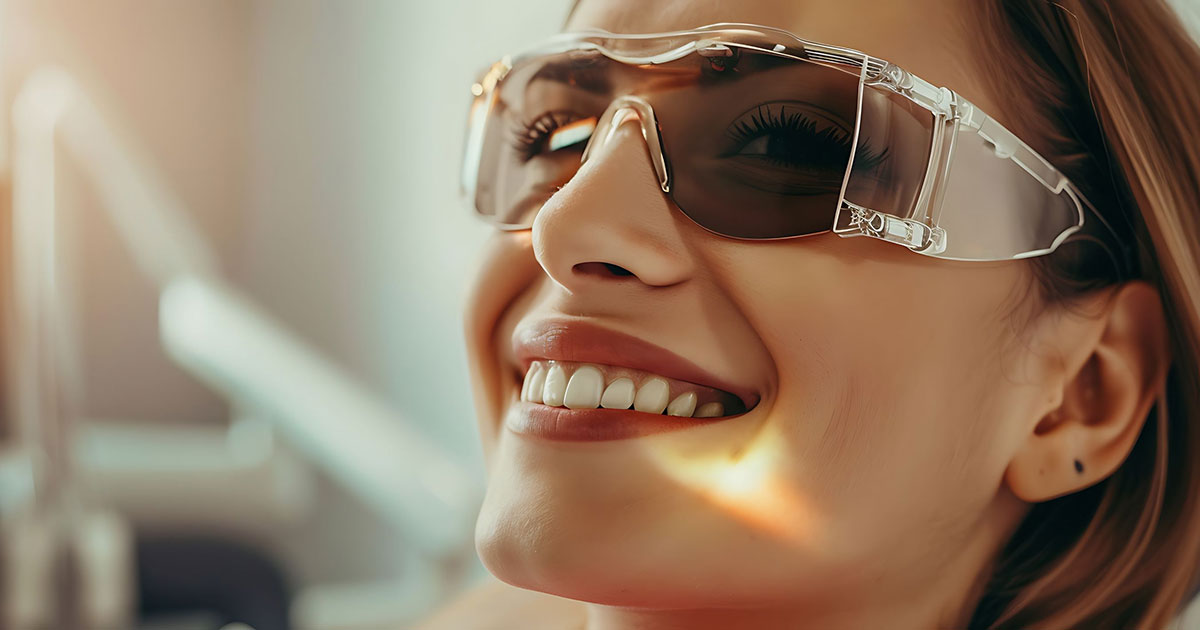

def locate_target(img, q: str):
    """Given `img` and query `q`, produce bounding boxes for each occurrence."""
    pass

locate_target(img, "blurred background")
[0,1,1197,630]
[0,1,565,628]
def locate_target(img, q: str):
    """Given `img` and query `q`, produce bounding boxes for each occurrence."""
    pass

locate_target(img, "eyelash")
[727,104,890,171]
[512,104,891,173]
[511,110,586,162]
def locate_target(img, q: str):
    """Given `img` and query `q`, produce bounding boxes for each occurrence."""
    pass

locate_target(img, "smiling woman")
[427,0,1200,628]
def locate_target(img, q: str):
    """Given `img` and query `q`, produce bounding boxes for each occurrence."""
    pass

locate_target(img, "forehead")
[566,0,1003,120]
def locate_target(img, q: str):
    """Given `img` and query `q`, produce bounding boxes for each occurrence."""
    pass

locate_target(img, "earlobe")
[1005,281,1171,503]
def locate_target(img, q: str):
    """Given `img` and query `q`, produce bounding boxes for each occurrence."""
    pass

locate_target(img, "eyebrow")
[527,54,614,94]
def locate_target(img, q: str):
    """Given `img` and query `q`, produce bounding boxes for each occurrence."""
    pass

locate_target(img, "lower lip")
[506,401,732,442]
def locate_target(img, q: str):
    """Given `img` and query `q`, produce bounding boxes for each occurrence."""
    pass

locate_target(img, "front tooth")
[600,377,635,409]
[542,364,567,407]
[522,363,544,402]
[564,366,604,409]
[633,378,670,414]
[694,402,724,418]
[525,363,546,403]
[666,392,697,417]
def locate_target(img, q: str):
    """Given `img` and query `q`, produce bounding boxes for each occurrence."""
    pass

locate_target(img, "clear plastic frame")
[462,22,1125,265]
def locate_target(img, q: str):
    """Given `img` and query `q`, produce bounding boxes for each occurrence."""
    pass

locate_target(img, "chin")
[472,451,821,610]
[474,475,681,605]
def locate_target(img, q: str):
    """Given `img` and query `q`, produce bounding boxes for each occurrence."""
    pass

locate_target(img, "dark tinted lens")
[473,45,929,240]
[474,50,619,227]
[659,49,866,238]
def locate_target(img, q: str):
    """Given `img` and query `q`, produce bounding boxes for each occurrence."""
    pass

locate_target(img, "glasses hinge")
[844,202,947,255]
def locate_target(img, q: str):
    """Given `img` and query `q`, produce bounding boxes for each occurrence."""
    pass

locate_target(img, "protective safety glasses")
[462,23,1127,265]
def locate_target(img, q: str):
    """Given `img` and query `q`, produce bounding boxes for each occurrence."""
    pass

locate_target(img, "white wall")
[1174,0,1200,35]
[239,0,571,602]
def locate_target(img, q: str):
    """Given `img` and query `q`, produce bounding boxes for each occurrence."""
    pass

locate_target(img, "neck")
[583,572,985,630]
[581,497,1022,630]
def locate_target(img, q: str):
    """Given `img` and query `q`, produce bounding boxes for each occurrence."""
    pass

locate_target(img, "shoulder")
[413,575,587,630]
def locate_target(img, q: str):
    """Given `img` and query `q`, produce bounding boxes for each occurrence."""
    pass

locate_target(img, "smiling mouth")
[519,360,750,419]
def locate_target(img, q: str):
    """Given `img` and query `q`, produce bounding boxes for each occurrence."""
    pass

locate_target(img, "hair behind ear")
[965,1,1200,628]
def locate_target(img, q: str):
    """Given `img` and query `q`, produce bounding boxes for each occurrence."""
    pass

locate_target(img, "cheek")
[463,233,541,453]
[706,236,1024,563]
[464,233,537,341]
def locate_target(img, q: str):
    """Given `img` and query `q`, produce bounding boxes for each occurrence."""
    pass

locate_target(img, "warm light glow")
[711,445,773,497]
[642,431,819,545]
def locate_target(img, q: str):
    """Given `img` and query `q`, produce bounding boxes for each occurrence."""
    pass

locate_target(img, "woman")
[429,0,1200,627]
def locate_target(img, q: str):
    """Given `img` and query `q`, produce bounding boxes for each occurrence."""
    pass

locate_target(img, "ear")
[1005,281,1172,503]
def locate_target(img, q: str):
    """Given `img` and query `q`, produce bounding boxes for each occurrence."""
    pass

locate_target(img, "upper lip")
[511,319,761,410]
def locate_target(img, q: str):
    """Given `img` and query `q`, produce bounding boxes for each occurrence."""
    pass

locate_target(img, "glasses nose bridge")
[581,95,672,193]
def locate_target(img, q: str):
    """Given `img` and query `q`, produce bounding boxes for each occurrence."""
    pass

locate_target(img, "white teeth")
[522,363,544,402]
[520,363,734,419]
[600,377,635,409]
[564,366,604,409]
[666,392,697,417]
[542,364,567,407]
[633,378,670,414]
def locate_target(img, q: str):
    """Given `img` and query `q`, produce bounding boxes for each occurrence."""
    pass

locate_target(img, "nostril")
[602,263,635,276]
[574,262,635,277]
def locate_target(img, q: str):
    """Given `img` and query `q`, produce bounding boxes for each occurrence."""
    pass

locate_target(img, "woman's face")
[464,0,1038,619]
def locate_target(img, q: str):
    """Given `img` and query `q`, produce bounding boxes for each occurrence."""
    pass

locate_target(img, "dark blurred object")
[138,536,290,630]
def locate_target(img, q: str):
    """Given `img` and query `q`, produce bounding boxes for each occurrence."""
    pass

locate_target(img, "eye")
[511,111,597,162]
[726,102,888,172]
[734,135,775,158]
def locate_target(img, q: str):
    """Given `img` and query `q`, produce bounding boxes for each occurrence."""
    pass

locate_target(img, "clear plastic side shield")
[833,71,940,253]
[931,112,1084,260]
[834,74,1085,261]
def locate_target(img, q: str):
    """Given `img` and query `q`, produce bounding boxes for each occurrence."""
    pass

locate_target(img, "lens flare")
[641,431,819,546]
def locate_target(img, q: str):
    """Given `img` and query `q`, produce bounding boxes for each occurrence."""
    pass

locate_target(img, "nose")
[530,99,695,291]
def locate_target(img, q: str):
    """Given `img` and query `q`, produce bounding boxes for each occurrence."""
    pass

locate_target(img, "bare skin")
[437,0,1172,628]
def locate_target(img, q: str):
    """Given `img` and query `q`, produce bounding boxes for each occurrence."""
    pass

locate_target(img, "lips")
[511,319,761,411]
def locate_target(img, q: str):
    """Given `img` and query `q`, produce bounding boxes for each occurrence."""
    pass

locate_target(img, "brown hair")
[965,1,1200,628]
